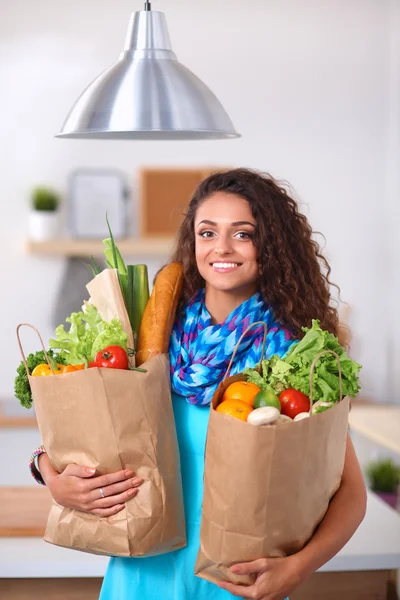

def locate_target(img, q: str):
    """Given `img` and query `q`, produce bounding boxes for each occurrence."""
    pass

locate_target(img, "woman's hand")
[38,453,143,517]
[218,556,304,600]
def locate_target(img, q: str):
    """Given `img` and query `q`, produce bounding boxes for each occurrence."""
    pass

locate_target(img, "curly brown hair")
[171,168,340,339]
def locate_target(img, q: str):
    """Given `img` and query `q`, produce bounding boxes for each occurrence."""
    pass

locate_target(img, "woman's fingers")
[63,464,99,478]
[84,469,136,491]
[88,477,143,503]
[90,504,126,518]
[52,466,143,514]
[92,487,139,509]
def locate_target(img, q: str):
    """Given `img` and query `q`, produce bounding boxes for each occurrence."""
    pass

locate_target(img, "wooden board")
[139,168,215,236]
[25,237,174,258]
[0,578,102,600]
[0,487,52,537]
[0,571,395,600]
[291,570,391,600]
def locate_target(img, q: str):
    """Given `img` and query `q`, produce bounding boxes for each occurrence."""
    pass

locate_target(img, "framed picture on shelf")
[68,169,129,239]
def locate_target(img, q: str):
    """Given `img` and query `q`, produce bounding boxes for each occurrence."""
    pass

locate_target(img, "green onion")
[82,255,102,279]
[103,215,127,301]
[126,264,149,346]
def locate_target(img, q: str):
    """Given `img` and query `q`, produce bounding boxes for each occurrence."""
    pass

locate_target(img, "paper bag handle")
[309,349,343,415]
[224,321,268,381]
[16,323,55,378]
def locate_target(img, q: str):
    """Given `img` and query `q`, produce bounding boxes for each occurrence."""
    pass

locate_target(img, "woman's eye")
[235,231,253,240]
[198,230,215,238]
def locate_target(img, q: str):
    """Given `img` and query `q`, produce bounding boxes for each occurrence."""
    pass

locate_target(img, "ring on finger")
[99,487,105,499]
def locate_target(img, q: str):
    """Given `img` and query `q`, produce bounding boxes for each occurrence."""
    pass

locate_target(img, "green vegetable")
[103,215,127,301]
[244,354,293,394]
[49,303,128,365]
[102,220,150,345]
[244,320,362,404]
[284,320,361,402]
[14,350,66,409]
[244,368,266,391]
[126,264,149,346]
[83,255,102,278]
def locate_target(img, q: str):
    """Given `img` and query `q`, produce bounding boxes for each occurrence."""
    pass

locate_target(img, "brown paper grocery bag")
[195,323,349,585]
[17,324,186,557]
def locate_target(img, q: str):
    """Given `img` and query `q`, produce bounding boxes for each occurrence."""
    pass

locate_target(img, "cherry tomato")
[279,389,310,419]
[94,346,129,370]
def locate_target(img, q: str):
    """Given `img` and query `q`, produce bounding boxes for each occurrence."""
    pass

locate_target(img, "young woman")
[32,168,367,600]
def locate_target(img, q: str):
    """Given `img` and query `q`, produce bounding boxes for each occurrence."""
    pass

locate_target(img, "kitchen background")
[0,0,399,599]
[2,0,399,405]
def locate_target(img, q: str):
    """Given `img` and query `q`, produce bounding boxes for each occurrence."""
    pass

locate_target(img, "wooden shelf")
[25,237,175,257]
[0,401,37,428]
[0,487,52,537]
[0,414,37,428]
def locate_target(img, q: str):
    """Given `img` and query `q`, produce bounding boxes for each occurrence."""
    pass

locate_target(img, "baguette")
[136,262,184,366]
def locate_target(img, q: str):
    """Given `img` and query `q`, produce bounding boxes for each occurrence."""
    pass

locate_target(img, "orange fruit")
[216,399,253,422]
[221,381,261,406]
[61,364,85,373]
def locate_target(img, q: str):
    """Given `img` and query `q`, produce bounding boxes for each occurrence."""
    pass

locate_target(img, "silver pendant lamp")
[57,2,240,140]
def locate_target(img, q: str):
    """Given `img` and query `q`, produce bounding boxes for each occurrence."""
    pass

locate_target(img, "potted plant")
[29,186,61,241]
[366,458,400,510]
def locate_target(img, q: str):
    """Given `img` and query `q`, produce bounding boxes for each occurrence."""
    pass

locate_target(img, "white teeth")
[212,262,239,269]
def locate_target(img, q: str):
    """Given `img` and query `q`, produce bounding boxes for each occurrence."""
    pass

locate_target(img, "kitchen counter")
[349,404,400,454]
[0,491,398,578]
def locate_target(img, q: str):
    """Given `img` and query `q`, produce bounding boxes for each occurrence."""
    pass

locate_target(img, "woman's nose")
[215,235,233,254]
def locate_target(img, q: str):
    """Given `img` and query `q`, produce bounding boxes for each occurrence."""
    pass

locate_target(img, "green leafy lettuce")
[49,302,128,365]
[244,319,362,404]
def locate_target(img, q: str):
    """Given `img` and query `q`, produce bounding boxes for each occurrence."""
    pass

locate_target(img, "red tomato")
[279,389,310,419]
[94,346,129,370]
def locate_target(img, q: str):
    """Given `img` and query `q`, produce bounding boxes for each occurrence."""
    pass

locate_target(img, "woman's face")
[194,192,259,295]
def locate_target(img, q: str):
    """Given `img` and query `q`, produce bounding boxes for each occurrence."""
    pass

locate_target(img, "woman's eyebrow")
[231,221,256,227]
[196,219,255,227]
[197,219,216,227]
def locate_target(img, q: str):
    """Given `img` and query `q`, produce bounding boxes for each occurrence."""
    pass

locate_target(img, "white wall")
[0,0,398,404]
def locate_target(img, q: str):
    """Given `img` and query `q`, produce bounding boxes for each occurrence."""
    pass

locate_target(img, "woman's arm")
[38,453,143,518]
[220,434,367,599]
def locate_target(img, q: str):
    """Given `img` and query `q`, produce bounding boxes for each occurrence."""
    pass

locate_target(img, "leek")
[126,264,150,346]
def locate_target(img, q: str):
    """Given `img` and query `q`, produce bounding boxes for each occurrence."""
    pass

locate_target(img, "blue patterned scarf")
[169,289,295,406]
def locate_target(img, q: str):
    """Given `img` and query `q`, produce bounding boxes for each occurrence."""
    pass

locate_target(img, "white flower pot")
[29,211,60,241]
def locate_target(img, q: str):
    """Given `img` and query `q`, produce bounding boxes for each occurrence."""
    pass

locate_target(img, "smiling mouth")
[211,261,242,271]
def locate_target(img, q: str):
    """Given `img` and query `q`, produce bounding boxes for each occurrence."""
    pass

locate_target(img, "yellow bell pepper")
[31,363,63,376]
